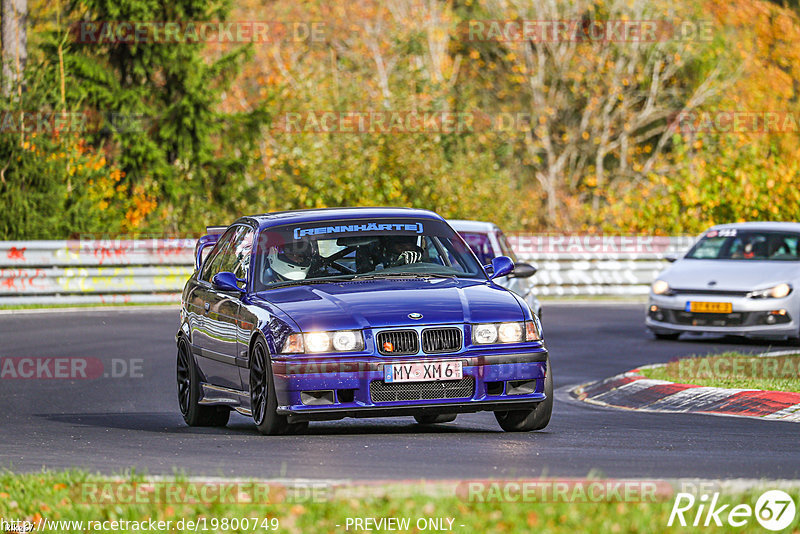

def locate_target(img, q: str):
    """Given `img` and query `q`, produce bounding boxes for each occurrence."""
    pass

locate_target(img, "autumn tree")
[464,0,726,229]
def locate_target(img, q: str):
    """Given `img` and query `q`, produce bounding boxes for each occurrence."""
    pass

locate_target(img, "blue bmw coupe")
[176,207,551,434]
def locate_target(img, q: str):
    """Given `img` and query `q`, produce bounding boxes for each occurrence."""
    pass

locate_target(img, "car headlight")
[473,321,541,344]
[304,332,331,352]
[748,283,792,299]
[280,331,364,354]
[651,279,672,295]
[473,323,498,344]
[331,330,361,351]
[498,322,522,342]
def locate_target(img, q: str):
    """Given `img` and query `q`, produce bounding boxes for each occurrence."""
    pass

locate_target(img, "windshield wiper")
[354,272,457,280]
[265,275,357,289]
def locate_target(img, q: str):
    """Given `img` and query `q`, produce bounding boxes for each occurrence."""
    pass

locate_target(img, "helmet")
[382,236,423,266]
[268,242,313,280]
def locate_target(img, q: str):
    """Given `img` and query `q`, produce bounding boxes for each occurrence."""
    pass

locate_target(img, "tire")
[249,338,307,435]
[414,414,457,425]
[177,337,230,427]
[494,357,553,432]
[654,332,681,340]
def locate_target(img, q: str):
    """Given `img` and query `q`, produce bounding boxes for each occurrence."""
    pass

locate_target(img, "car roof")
[708,221,800,232]
[448,219,498,233]
[234,207,446,230]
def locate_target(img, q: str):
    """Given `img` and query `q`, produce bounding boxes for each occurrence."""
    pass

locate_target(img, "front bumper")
[271,348,548,422]
[646,293,798,339]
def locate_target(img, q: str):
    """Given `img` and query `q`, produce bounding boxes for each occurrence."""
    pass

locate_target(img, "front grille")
[421,328,462,354]
[370,376,475,402]
[376,330,419,355]
[670,288,750,297]
[671,311,745,326]
[652,309,792,327]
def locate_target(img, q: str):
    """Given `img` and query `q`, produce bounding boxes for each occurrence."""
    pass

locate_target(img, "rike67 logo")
[668,490,796,531]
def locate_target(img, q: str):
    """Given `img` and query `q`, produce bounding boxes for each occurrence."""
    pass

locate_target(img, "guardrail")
[508,235,698,296]
[0,235,697,305]
[0,240,194,305]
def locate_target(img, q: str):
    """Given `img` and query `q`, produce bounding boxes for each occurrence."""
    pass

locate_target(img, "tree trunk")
[1,0,27,97]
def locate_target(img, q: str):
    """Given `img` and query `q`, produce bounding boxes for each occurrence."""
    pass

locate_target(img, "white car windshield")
[686,229,800,261]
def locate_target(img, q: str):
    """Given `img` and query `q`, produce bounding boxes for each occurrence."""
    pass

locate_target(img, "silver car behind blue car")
[647,222,800,341]
[449,219,542,319]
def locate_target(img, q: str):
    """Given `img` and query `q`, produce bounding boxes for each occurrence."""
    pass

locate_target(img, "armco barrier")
[507,235,697,296]
[0,240,194,305]
[0,235,697,305]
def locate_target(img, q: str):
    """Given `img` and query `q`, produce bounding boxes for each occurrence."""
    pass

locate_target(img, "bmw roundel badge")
[408,313,423,320]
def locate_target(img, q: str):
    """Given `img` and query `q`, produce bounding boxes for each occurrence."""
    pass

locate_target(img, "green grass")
[640,352,800,392]
[1,471,799,533]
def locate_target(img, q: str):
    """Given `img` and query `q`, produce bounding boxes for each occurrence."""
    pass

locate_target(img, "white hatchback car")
[449,220,542,319]
[647,222,800,341]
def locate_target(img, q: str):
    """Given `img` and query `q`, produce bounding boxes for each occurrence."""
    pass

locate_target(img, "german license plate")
[687,301,732,313]
[384,361,463,383]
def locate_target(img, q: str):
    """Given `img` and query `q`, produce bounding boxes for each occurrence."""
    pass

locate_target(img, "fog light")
[765,309,790,325]
[650,305,658,312]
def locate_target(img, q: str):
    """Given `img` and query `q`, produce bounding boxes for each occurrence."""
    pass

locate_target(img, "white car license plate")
[384,361,463,383]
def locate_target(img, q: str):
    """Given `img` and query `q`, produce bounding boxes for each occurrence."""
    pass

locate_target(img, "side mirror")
[511,262,537,278]
[665,253,679,263]
[212,271,244,293]
[489,256,515,279]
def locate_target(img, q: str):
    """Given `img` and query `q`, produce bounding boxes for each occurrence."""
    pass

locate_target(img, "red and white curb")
[571,360,800,423]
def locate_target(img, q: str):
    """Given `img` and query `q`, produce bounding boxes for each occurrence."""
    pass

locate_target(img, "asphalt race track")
[1,304,798,480]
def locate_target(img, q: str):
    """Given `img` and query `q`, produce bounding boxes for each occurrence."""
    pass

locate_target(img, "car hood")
[660,259,800,291]
[252,278,525,331]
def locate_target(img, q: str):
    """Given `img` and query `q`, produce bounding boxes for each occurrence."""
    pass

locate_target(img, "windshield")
[686,229,800,261]
[252,218,486,290]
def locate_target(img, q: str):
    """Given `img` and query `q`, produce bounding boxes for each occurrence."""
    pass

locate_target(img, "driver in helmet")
[267,241,314,281]
[381,236,423,267]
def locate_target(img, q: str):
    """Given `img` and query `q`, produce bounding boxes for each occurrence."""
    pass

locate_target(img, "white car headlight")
[497,322,523,343]
[473,321,540,344]
[473,323,498,344]
[280,331,364,353]
[331,330,363,351]
[652,279,672,295]
[748,283,792,299]
[304,332,331,353]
